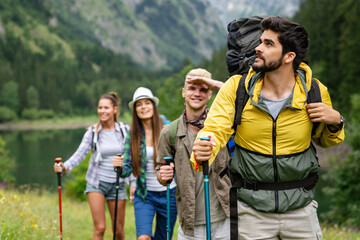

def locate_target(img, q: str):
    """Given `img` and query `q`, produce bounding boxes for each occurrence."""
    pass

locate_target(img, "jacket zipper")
[272,119,279,212]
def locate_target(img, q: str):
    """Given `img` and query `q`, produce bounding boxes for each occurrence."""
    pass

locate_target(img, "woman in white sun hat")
[113,87,177,240]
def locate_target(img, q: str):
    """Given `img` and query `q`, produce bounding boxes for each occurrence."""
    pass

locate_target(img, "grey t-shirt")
[146,146,176,191]
[188,128,227,225]
[260,91,290,119]
[98,129,122,183]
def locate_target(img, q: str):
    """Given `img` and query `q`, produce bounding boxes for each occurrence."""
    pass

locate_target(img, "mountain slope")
[47,0,226,69]
[208,0,301,28]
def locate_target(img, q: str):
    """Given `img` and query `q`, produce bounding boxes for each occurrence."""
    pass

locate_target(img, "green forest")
[0,0,359,230]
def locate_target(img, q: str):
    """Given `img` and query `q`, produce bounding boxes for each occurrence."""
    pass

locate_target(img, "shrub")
[21,108,39,120]
[0,106,17,123]
[64,152,90,201]
[0,136,16,185]
[38,109,55,119]
[322,94,360,229]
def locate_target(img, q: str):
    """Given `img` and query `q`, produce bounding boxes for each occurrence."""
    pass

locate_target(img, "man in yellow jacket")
[191,16,345,239]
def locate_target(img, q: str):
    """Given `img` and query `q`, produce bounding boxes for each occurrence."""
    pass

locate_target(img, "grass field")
[0,187,359,240]
[0,186,177,239]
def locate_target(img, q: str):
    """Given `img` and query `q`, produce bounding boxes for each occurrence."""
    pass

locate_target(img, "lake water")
[0,127,331,219]
[0,127,86,190]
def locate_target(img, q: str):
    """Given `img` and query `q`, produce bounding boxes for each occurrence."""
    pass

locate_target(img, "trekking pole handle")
[198,137,211,175]
[114,154,123,174]
[163,156,173,184]
[55,157,62,185]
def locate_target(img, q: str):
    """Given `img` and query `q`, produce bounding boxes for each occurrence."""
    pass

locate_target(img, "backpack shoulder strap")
[169,118,180,159]
[233,74,249,132]
[308,78,321,103]
[118,122,129,140]
[91,124,98,153]
[307,78,322,135]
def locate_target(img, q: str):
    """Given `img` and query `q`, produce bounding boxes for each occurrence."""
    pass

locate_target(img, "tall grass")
[0,186,177,239]
[0,187,359,239]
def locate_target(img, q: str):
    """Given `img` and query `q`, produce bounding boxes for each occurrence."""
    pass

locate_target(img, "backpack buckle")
[241,179,258,191]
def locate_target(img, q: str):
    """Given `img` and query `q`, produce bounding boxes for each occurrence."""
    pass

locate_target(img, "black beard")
[252,55,283,73]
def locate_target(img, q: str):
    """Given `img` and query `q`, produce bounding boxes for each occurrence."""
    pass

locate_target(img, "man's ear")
[208,91,212,100]
[182,88,185,98]
[284,52,296,64]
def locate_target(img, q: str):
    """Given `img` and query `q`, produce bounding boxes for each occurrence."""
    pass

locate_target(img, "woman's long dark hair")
[130,100,163,177]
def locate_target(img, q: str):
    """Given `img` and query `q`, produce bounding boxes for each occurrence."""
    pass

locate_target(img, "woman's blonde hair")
[187,68,212,78]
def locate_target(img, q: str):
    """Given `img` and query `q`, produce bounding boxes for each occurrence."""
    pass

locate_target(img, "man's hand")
[306,103,341,125]
[192,138,216,162]
[186,75,224,91]
[158,163,174,186]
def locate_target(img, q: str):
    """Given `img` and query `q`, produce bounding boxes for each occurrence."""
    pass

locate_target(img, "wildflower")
[31,223,38,229]
[0,191,5,204]
[12,194,20,203]
[20,212,25,216]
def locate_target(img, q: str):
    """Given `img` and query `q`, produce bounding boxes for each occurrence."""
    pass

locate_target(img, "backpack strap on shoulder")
[91,125,97,153]
[308,78,322,135]
[233,74,249,133]
[169,118,179,159]
[118,122,129,144]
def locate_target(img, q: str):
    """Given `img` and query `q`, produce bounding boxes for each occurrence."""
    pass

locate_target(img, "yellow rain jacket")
[190,63,345,212]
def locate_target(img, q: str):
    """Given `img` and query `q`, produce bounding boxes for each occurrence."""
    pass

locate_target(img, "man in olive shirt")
[156,68,231,239]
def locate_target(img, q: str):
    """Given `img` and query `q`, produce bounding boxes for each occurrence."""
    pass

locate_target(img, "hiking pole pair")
[199,137,212,240]
[163,156,175,240]
[54,157,63,240]
[113,154,123,240]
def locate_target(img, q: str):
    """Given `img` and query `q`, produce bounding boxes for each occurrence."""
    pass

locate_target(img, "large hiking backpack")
[224,16,322,240]
[226,16,263,77]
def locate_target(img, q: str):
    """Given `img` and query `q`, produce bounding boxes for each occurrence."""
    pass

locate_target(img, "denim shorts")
[84,181,127,200]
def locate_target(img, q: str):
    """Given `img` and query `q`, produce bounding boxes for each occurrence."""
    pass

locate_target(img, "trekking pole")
[163,156,174,240]
[199,137,212,240]
[113,154,122,240]
[54,157,63,240]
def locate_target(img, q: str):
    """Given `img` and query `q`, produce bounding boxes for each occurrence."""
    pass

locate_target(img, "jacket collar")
[245,62,313,109]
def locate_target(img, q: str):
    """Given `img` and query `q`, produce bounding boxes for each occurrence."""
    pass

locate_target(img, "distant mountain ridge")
[1,0,301,70]
[208,0,301,27]
[47,0,226,69]
[46,0,301,69]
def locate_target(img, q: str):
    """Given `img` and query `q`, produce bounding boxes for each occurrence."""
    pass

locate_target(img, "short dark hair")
[260,16,309,71]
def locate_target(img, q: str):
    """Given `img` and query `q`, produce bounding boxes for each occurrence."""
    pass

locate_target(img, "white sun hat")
[128,87,159,110]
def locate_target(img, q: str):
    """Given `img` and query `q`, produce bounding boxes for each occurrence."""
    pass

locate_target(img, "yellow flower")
[0,191,5,204]
[31,223,38,229]
[20,212,25,216]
